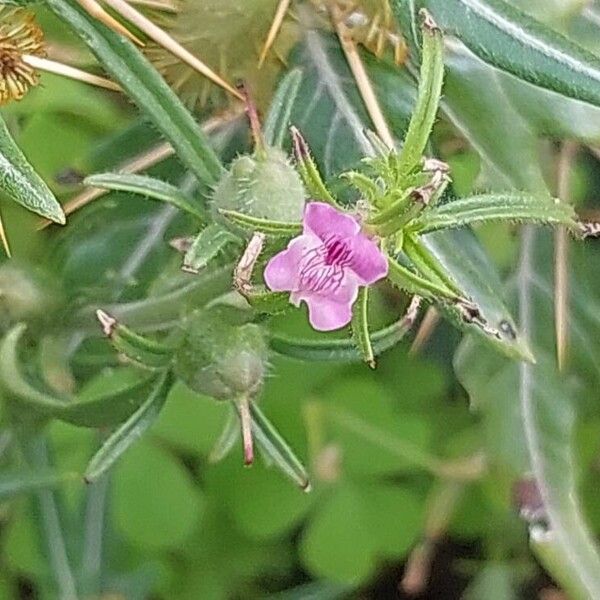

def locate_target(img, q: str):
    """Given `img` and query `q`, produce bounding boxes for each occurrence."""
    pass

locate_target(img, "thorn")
[101,0,243,100]
[258,0,291,68]
[96,309,117,337]
[77,0,145,46]
[555,142,577,372]
[409,305,439,356]
[332,9,395,149]
[236,396,254,466]
[23,55,122,92]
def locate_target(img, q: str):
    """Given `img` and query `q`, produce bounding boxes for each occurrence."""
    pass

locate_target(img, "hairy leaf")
[0,116,65,224]
[84,173,207,221]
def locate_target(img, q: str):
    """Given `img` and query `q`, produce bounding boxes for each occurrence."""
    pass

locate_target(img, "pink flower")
[264,202,388,331]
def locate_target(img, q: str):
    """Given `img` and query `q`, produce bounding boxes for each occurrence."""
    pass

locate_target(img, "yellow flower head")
[0,8,46,105]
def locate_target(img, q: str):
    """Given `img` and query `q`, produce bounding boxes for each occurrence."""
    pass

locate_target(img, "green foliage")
[3,0,600,598]
[0,115,65,224]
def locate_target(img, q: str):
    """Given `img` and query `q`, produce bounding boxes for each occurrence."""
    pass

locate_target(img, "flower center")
[298,235,353,294]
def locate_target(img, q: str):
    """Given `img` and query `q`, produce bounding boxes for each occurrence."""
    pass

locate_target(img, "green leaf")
[218,209,301,236]
[289,30,376,177]
[318,375,436,477]
[0,115,65,224]
[84,371,173,483]
[269,313,414,362]
[183,224,239,273]
[300,483,424,584]
[113,440,204,551]
[84,173,207,221]
[441,42,547,191]
[264,68,303,148]
[395,9,445,178]
[58,374,164,428]
[387,255,459,300]
[414,192,579,233]
[415,0,600,108]
[206,455,314,539]
[0,470,78,500]
[351,287,375,367]
[250,402,310,490]
[455,228,600,597]
[424,229,534,361]
[46,0,223,185]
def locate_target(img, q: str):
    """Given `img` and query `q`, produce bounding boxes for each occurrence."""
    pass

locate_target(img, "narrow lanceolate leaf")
[414,193,579,234]
[96,309,174,370]
[46,0,223,185]
[84,173,207,221]
[414,0,600,108]
[218,209,301,236]
[424,229,534,362]
[0,116,65,224]
[270,313,414,362]
[290,127,337,206]
[183,224,238,273]
[395,10,444,178]
[0,470,78,500]
[0,324,68,414]
[351,287,375,368]
[250,402,310,490]
[387,255,459,301]
[264,69,303,149]
[517,229,600,599]
[84,371,173,483]
[455,228,600,597]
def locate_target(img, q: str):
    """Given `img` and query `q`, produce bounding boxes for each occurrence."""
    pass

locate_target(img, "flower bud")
[213,146,305,224]
[173,306,268,401]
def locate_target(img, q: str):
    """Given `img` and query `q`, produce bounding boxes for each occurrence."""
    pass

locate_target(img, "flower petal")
[264,234,319,292]
[303,202,360,241]
[303,294,354,331]
[348,233,389,284]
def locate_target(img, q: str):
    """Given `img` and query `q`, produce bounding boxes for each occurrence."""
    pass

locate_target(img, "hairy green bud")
[213,147,305,224]
[173,307,268,401]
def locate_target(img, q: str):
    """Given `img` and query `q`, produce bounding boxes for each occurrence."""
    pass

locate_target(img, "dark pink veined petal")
[303,202,360,241]
[264,234,320,292]
[348,233,389,284]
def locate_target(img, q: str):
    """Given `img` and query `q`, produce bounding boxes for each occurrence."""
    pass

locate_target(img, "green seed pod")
[173,306,268,401]
[0,262,62,327]
[213,146,305,224]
